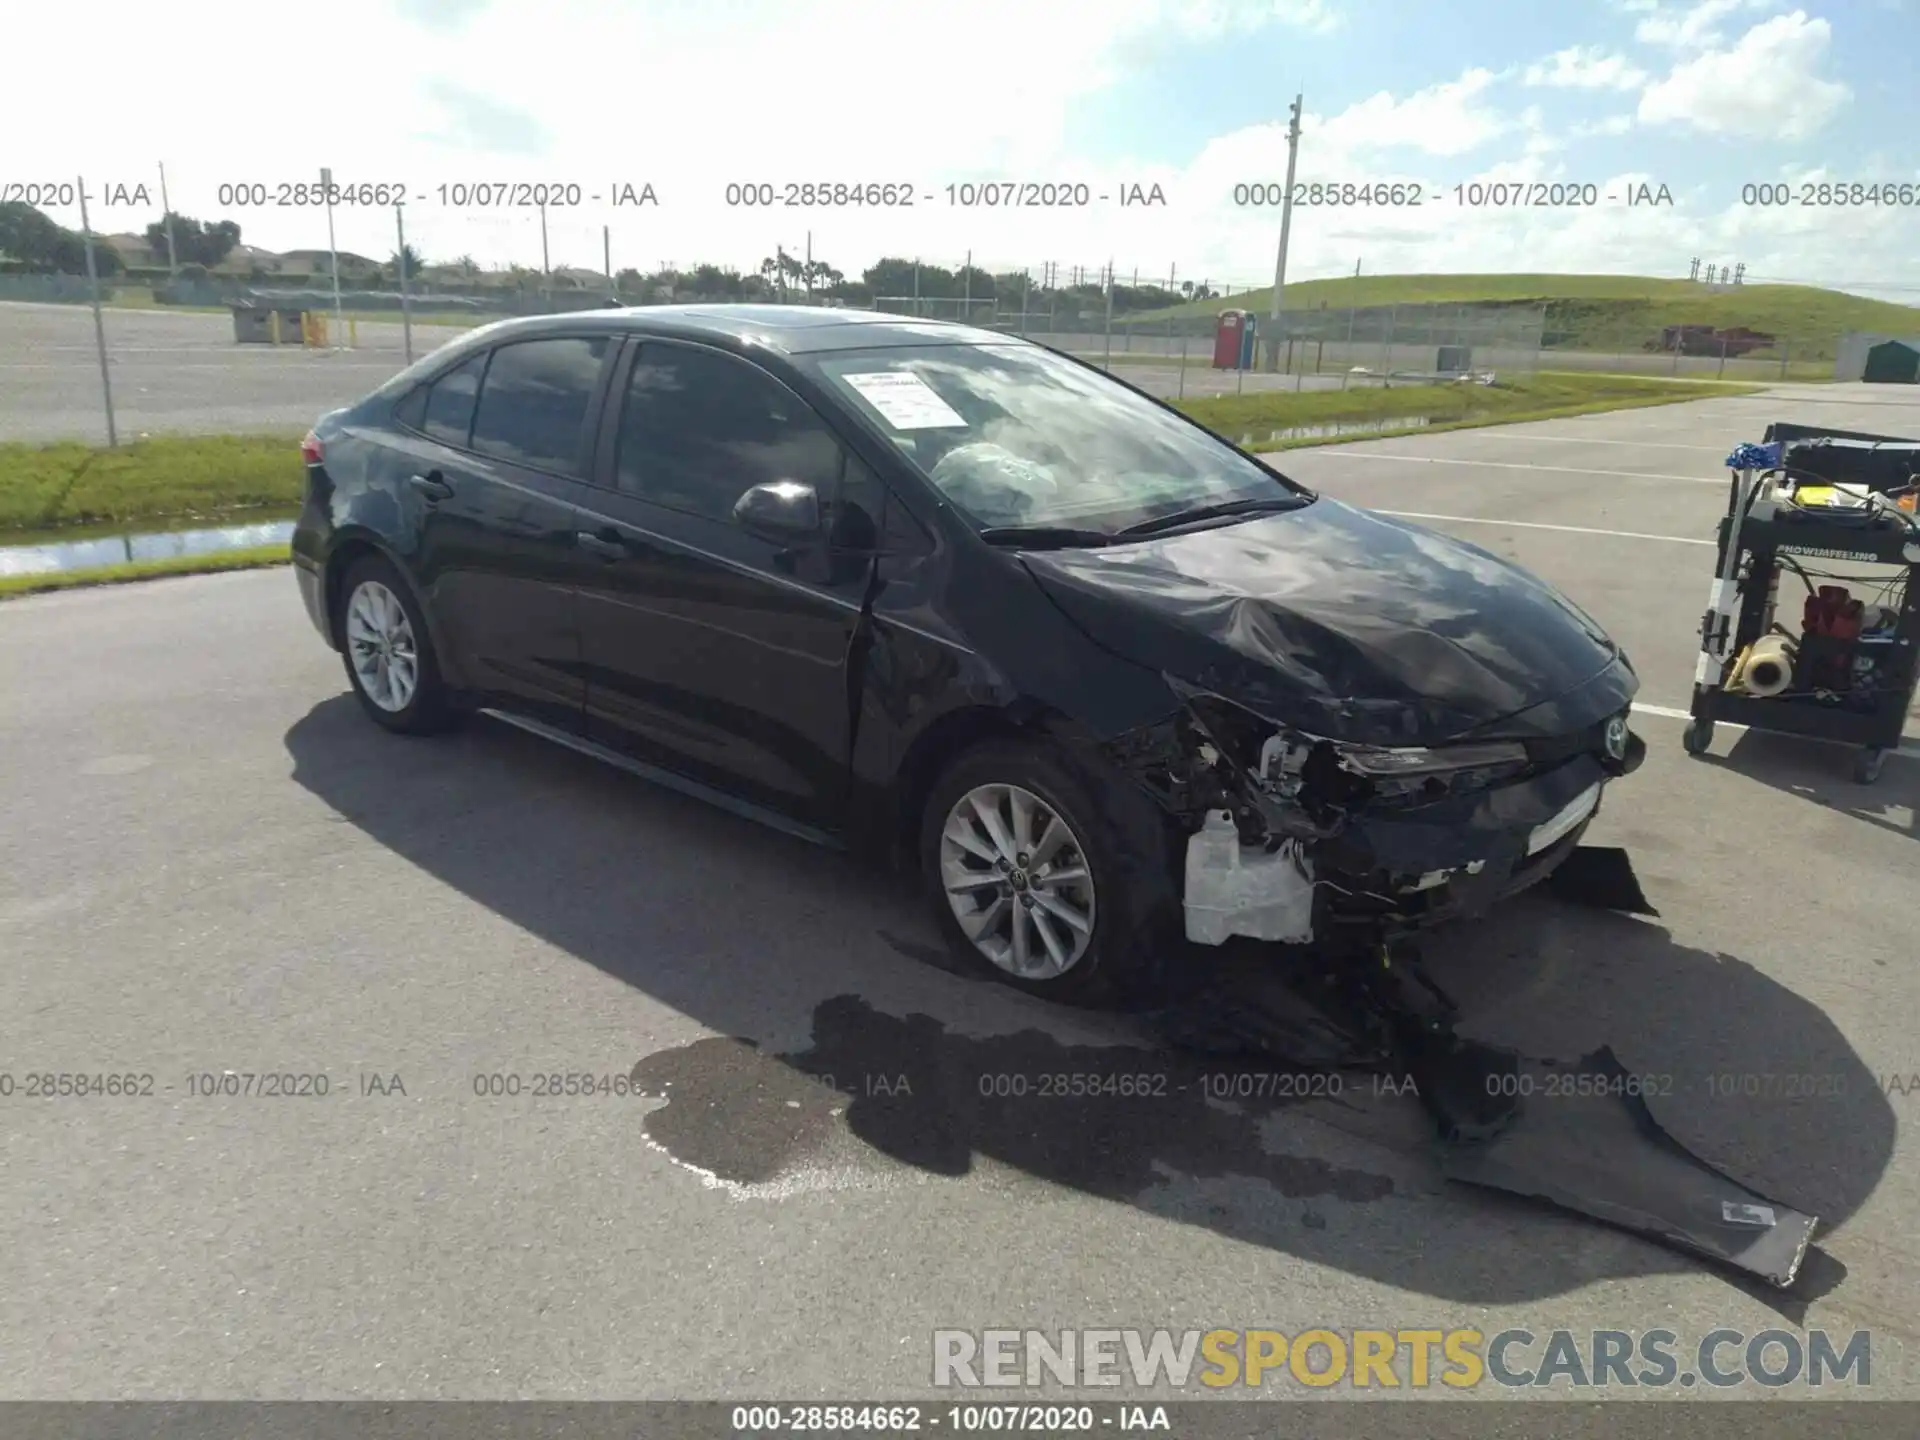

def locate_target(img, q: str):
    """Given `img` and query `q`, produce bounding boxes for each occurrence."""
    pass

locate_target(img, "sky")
[4,0,1917,299]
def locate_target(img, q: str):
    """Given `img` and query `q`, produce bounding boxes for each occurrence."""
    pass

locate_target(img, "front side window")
[805,343,1310,534]
[468,336,609,474]
[615,343,844,522]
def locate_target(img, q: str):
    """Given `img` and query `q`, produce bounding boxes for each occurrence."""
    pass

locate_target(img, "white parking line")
[1629,702,1920,760]
[1468,432,1731,452]
[1379,511,1712,545]
[1302,452,1725,484]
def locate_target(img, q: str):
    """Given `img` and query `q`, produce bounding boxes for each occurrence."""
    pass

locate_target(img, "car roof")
[442,304,1023,356]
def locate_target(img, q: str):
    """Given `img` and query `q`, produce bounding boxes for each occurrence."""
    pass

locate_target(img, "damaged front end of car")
[1104,676,1648,951]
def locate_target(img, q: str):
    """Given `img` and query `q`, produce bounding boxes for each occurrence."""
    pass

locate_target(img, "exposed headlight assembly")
[1262,733,1531,810]
[1323,740,1530,779]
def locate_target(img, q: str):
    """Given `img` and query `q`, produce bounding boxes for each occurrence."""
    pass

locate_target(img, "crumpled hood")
[1021,498,1631,746]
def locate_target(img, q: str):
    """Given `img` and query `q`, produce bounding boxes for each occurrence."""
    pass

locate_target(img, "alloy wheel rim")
[345,580,419,713]
[939,782,1097,980]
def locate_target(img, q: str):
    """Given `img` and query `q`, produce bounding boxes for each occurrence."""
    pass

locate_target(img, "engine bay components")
[1108,682,1644,949]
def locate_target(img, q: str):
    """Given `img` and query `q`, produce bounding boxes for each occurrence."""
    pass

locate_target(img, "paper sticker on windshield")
[841,371,968,430]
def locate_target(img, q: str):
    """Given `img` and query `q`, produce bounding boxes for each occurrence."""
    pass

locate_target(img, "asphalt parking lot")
[0,301,1356,443]
[2,383,1917,1406]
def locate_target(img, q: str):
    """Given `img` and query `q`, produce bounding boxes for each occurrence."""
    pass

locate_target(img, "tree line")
[0,204,1225,315]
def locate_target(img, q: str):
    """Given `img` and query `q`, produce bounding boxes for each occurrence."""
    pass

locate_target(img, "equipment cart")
[1685,422,1920,784]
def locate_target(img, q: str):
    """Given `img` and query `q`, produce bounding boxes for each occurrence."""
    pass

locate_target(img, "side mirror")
[731,480,822,544]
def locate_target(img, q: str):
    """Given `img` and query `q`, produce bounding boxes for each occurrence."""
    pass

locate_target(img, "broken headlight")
[1326,741,1530,780]
[1278,736,1531,809]
[1175,688,1533,827]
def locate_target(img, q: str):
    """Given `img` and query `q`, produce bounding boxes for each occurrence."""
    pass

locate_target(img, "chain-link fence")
[0,197,1881,445]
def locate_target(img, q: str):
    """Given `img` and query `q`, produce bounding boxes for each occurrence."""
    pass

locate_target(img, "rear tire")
[918,738,1184,1007]
[335,553,457,735]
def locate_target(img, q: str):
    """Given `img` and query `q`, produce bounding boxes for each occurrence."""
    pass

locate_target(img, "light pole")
[78,176,118,446]
[1268,93,1302,372]
[321,166,345,349]
[157,161,179,278]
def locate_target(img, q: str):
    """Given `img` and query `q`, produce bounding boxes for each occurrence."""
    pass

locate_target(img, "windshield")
[807,342,1312,534]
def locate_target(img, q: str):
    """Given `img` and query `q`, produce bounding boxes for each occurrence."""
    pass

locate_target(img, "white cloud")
[1523,46,1649,90]
[1311,69,1513,157]
[1160,0,1343,34]
[1638,12,1851,138]
[1573,114,1638,137]
[1,0,1911,302]
[1633,0,1771,48]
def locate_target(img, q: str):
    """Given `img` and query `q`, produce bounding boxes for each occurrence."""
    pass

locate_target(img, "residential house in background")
[102,233,157,267]
[277,248,382,281]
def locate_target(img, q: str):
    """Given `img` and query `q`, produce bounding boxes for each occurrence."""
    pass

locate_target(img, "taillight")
[301,431,323,465]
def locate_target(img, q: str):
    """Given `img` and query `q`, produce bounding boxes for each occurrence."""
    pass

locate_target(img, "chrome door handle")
[409,472,455,502]
[575,530,626,559]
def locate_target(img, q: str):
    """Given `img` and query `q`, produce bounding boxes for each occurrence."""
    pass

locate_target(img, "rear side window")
[421,352,487,447]
[393,384,427,430]
[615,343,843,522]
[469,336,610,475]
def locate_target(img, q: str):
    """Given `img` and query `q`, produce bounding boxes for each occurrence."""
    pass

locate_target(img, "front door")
[570,339,872,833]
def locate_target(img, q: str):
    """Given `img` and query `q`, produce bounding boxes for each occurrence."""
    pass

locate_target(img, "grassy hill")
[1139,274,1920,360]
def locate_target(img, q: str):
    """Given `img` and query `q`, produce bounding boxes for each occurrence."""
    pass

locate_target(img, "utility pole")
[1268,92,1303,371]
[321,166,344,349]
[805,230,814,299]
[78,176,118,447]
[1340,257,1361,389]
[157,162,179,278]
[396,204,413,365]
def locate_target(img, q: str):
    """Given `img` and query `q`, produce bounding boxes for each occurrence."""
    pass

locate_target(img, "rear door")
[570,339,872,833]
[398,334,615,730]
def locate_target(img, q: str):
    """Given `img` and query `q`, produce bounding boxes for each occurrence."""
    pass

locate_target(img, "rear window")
[421,352,488,447]
[469,336,610,475]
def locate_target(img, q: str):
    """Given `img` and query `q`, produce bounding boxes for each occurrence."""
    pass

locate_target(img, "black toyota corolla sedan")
[293,305,1644,1003]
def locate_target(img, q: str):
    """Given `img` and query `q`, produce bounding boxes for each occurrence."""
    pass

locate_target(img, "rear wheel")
[918,739,1182,1006]
[335,554,457,735]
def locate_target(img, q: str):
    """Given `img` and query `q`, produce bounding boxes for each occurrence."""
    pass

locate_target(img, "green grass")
[0,543,290,599]
[1175,370,1750,448]
[1133,272,1920,361]
[0,433,305,533]
[0,369,1747,595]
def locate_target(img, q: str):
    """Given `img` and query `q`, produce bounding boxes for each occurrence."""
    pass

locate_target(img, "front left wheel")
[918,739,1184,1007]
[335,554,458,735]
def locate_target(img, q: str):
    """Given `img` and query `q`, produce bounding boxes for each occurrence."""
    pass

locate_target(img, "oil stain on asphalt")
[628,993,1396,1205]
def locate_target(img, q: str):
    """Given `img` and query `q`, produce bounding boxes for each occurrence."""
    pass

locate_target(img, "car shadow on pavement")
[285,697,1894,1309]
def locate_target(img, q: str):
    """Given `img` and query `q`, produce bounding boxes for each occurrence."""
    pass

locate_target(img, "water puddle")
[0,517,295,577]
[1241,415,1432,445]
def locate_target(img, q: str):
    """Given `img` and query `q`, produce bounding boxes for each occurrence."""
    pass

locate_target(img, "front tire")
[918,738,1183,1007]
[335,554,457,735]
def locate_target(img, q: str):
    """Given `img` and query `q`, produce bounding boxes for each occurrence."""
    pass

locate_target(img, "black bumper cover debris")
[1544,844,1660,916]
[1433,1047,1817,1288]
[1157,847,1818,1289]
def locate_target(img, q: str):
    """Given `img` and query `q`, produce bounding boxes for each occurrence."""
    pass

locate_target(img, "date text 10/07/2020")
[1232,181,1675,208]
[209,182,659,209]
[721,182,1167,209]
